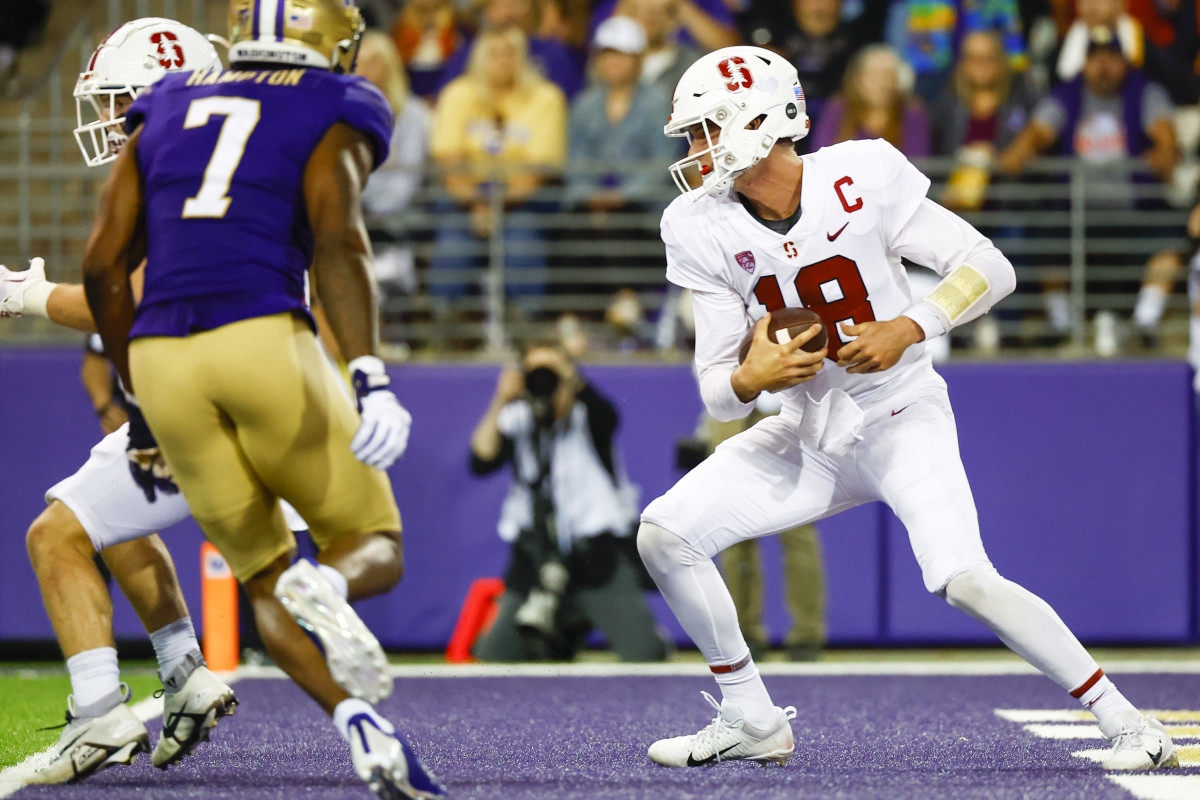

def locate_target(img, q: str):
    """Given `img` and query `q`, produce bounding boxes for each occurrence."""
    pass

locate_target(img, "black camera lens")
[524,366,560,398]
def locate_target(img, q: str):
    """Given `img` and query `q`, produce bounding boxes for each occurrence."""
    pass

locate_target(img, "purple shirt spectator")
[810,96,931,156]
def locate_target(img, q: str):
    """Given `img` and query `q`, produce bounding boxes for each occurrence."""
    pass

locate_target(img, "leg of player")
[941,569,1178,770]
[273,532,402,705]
[246,553,445,800]
[880,396,1178,774]
[26,503,237,780]
[25,501,148,783]
[315,530,404,601]
[637,522,796,768]
[101,535,238,769]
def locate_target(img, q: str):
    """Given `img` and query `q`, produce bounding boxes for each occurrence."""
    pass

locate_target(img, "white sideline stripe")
[1025,724,1106,740]
[1078,748,1200,768]
[997,709,1098,723]
[1023,724,1199,741]
[0,671,240,800]
[1107,775,1200,799]
[228,660,1200,680]
[998,709,1200,724]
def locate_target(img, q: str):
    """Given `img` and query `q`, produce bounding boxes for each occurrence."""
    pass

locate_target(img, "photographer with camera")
[469,341,668,662]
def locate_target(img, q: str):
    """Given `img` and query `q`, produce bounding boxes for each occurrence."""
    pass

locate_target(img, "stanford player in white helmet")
[637,45,1177,773]
[0,19,236,785]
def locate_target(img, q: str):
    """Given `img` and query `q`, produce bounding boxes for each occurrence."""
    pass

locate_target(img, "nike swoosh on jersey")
[827,222,849,241]
[891,405,911,416]
[686,743,741,767]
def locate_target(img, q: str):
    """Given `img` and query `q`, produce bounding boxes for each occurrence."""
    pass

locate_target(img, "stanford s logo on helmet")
[150,31,186,69]
[227,0,364,74]
[74,18,221,168]
[665,46,810,201]
[718,56,753,92]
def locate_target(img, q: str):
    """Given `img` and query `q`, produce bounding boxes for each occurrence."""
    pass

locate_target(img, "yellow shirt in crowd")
[430,76,567,173]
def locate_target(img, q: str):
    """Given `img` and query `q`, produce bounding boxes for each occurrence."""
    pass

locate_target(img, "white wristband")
[347,355,386,376]
[22,280,57,318]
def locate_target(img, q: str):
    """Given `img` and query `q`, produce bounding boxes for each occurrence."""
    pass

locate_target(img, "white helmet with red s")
[665,46,809,200]
[74,18,221,167]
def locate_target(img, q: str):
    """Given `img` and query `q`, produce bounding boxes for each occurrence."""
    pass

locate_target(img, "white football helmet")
[74,18,221,167]
[665,46,809,200]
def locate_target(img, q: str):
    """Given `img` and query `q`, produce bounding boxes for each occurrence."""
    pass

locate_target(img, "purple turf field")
[13,672,1199,800]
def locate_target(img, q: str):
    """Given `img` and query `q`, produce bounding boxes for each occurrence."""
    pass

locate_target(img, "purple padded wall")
[0,349,1195,650]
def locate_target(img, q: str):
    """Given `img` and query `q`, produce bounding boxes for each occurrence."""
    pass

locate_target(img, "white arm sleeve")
[890,198,1017,340]
[692,289,757,422]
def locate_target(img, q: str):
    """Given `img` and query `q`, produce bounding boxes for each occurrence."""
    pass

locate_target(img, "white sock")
[333,697,393,743]
[1072,670,1139,736]
[150,616,200,678]
[944,569,1098,690]
[1133,285,1166,329]
[1045,291,1071,332]
[317,563,349,601]
[713,652,777,729]
[65,647,121,715]
[637,524,778,728]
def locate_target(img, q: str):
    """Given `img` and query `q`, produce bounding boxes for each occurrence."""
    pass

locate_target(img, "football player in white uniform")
[637,47,1177,772]
[0,20,239,783]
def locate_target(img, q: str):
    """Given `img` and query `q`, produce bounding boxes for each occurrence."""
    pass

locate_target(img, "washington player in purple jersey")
[81,2,444,798]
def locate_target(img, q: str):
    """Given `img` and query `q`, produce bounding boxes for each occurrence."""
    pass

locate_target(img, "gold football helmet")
[227,0,363,73]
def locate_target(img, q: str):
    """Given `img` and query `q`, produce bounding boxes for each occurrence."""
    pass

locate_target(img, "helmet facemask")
[667,100,774,200]
[74,85,140,167]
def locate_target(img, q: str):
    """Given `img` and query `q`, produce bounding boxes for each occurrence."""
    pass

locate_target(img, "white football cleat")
[347,711,447,799]
[32,685,149,784]
[275,559,392,704]
[152,650,238,768]
[647,691,797,767]
[1102,715,1179,770]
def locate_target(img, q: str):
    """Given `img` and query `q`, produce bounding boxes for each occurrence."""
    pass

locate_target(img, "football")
[738,307,827,364]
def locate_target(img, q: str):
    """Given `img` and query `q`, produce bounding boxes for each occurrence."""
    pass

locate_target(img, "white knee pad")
[637,521,705,577]
[942,567,1004,615]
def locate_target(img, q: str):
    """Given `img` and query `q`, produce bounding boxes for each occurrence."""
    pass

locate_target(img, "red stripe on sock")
[709,654,751,674]
[1070,668,1105,699]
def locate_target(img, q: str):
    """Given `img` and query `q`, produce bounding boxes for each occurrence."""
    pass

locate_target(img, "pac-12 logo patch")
[735,250,756,273]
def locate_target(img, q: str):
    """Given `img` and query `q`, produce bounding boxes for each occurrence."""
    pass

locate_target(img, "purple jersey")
[125,67,393,338]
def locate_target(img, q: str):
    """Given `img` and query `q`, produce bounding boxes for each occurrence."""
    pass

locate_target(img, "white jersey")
[661,138,1016,422]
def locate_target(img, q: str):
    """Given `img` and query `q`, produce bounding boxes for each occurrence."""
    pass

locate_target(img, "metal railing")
[367,156,1193,357]
[0,2,1193,359]
[0,146,1191,357]
[0,0,1193,359]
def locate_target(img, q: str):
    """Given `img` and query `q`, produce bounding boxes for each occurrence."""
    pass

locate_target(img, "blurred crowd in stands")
[357,0,1200,356]
[60,0,1200,354]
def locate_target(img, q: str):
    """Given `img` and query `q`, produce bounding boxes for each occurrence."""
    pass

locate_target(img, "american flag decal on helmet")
[735,250,756,273]
[794,85,805,104]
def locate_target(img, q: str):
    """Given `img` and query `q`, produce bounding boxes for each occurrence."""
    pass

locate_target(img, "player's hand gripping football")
[124,400,180,503]
[0,257,49,318]
[349,355,412,470]
[731,314,826,402]
[836,317,925,374]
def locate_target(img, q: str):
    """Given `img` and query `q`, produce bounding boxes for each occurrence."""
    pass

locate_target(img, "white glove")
[0,257,55,318]
[349,355,412,470]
